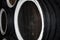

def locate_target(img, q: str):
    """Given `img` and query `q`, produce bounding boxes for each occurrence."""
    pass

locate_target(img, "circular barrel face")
[1,11,7,33]
[9,0,16,5]
[0,9,7,35]
[18,1,42,40]
[2,38,7,40]
[6,0,17,8]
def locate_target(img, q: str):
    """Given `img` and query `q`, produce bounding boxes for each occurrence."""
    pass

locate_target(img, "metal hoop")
[0,8,7,35]
[14,0,44,40]
[6,0,17,8]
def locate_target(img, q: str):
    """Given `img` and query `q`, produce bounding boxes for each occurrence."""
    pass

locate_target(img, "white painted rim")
[14,0,44,40]
[0,8,7,35]
[6,0,17,8]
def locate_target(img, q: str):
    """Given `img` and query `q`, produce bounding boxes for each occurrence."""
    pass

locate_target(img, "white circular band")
[14,0,44,40]
[6,0,17,8]
[0,8,7,35]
